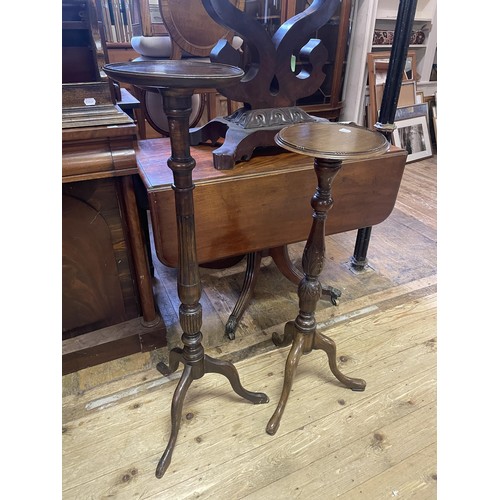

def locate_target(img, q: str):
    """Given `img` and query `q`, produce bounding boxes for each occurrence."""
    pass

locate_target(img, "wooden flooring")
[62,154,437,499]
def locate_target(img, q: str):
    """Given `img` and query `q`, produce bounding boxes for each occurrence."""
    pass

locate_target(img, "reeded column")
[102,59,270,478]
[162,89,205,379]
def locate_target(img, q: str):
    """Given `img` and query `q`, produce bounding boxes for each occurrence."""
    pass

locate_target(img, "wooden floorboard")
[62,154,437,499]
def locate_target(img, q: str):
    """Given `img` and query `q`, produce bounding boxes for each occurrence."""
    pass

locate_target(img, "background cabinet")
[244,0,355,120]
[372,0,436,85]
[62,177,141,338]
[95,0,140,62]
[341,0,437,125]
[98,0,355,121]
[63,0,105,83]
[62,0,165,374]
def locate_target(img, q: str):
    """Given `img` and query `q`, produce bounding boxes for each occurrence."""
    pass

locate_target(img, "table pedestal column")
[155,88,268,478]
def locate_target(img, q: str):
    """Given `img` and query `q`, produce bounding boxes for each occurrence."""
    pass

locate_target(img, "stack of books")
[100,0,133,43]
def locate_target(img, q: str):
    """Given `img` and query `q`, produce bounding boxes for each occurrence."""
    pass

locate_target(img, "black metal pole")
[350,0,417,271]
[377,0,418,132]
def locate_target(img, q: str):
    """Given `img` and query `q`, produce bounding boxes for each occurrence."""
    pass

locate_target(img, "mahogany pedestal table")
[103,60,269,478]
[266,122,390,436]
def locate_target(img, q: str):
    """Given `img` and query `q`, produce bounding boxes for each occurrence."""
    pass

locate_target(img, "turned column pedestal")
[103,60,269,478]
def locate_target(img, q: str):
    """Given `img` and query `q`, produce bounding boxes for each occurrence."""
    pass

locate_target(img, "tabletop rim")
[275,122,390,160]
[102,60,245,90]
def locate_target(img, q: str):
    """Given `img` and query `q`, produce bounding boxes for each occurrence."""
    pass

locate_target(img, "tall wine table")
[103,60,269,478]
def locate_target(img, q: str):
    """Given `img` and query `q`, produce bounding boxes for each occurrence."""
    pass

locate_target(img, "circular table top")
[275,122,390,160]
[102,60,244,90]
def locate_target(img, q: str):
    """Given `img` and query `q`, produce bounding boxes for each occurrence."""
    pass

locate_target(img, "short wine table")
[266,122,390,435]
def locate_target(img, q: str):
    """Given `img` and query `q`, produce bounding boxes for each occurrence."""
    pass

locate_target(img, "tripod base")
[266,323,366,436]
[155,349,269,478]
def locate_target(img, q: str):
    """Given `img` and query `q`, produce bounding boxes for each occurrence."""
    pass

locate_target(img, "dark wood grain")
[159,0,240,58]
[62,185,132,338]
[62,85,164,374]
[136,139,407,267]
[62,316,167,375]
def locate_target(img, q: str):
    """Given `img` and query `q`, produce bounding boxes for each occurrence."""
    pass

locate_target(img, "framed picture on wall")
[392,115,432,163]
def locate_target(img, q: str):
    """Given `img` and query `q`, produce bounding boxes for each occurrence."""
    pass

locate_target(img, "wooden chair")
[129,0,243,135]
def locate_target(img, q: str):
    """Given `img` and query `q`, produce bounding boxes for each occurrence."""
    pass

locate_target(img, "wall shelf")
[341,0,437,125]
[372,44,427,49]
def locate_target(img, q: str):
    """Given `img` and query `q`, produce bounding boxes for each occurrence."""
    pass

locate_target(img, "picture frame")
[375,81,417,116]
[392,115,432,163]
[367,51,417,129]
[394,102,429,122]
[431,103,437,142]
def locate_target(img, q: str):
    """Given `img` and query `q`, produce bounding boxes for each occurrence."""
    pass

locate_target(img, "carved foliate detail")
[298,277,322,312]
[226,106,320,129]
[302,243,325,277]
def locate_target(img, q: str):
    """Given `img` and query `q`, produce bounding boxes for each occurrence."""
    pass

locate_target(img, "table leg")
[266,333,305,435]
[120,175,161,326]
[313,333,366,391]
[205,354,269,403]
[156,365,193,478]
[226,251,263,339]
[350,226,372,271]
